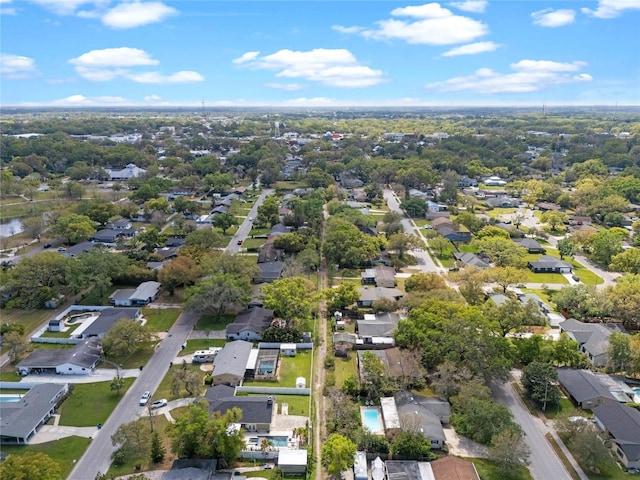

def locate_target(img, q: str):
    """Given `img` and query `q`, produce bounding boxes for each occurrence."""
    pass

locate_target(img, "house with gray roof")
[0,383,68,444]
[453,252,490,269]
[203,384,274,432]
[528,255,572,274]
[109,281,161,307]
[17,338,103,376]
[557,367,616,409]
[356,313,401,341]
[394,391,449,449]
[514,238,546,253]
[226,307,274,341]
[62,241,100,258]
[593,402,640,469]
[357,287,404,308]
[77,307,142,339]
[361,266,396,288]
[559,319,626,367]
[253,261,285,283]
[486,197,519,208]
[105,163,146,181]
[211,340,253,386]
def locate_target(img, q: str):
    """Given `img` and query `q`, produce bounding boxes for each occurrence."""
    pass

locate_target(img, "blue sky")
[1,0,639,107]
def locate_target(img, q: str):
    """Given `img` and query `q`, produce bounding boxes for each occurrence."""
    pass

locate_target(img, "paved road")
[384,189,444,274]
[491,374,573,480]
[68,310,199,480]
[225,188,273,254]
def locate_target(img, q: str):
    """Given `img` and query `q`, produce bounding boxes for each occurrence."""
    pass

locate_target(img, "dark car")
[43,243,52,249]
[237,239,243,245]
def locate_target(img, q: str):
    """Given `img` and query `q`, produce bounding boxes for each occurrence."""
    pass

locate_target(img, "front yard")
[143,307,181,332]
[58,378,135,427]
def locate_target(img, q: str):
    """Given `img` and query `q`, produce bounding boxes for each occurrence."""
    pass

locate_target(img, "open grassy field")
[143,307,181,332]
[471,457,534,480]
[0,436,92,479]
[58,378,135,427]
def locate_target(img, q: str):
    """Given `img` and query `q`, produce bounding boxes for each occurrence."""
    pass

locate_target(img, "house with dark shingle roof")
[226,307,274,341]
[0,383,68,444]
[394,391,449,449]
[453,252,490,269]
[361,266,396,288]
[17,338,102,376]
[557,367,616,409]
[528,255,572,273]
[514,238,546,253]
[435,225,471,243]
[357,287,403,308]
[593,402,640,469]
[253,261,285,283]
[77,307,142,339]
[203,384,274,433]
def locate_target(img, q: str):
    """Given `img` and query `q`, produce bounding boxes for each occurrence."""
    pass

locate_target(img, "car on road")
[248,216,253,221]
[139,391,151,406]
[57,247,66,252]
[150,399,168,409]
[237,239,243,245]
[43,243,52,249]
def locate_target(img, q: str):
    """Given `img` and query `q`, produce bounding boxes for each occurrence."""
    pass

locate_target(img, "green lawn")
[471,457,534,480]
[109,341,158,369]
[182,338,227,355]
[0,436,91,479]
[334,355,358,389]
[485,208,518,218]
[459,244,480,253]
[572,266,604,285]
[78,285,118,306]
[39,322,82,337]
[245,351,313,388]
[249,227,270,236]
[195,313,236,331]
[543,397,583,420]
[155,364,207,400]
[519,288,559,309]
[242,237,267,249]
[0,309,50,341]
[143,307,181,332]
[58,378,135,427]
[525,271,569,284]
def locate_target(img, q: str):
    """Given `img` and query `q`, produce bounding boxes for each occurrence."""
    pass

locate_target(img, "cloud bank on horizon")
[1,0,639,107]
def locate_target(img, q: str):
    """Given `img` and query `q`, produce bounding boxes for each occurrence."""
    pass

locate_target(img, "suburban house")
[559,319,626,367]
[225,307,275,341]
[109,281,161,307]
[514,238,546,253]
[89,229,123,245]
[483,176,507,186]
[17,338,103,376]
[0,383,69,444]
[436,225,472,243]
[253,261,285,284]
[361,266,396,288]
[536,202,561,211]
[356,313,401,346]
[453,252,491,269]
[109,219,133,230]
[528,255,572,274]
[203,384,274,433]
[62,241,100,258]
[211,340,254,386]
[357,287,404,308]
[104,163,146,181]
[394,391,449,449]
[74,307,142,340]
[430,457,481,480]
[431,217,454,229]
[485,197,519,208]
[557,367,635,409]
[593,402,640,469]
[385,461,434,479]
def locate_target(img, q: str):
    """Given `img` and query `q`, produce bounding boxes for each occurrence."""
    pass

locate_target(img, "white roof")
[246,348,259,369]
[380,397,401,429]
[280,343,297,350]
[278,449,307,466]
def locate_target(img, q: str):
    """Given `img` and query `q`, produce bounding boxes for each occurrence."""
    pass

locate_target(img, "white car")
[151,399,168,409]
[139,391,151,406]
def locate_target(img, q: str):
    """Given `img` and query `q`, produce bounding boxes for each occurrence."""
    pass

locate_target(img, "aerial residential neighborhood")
[0,106,639,480]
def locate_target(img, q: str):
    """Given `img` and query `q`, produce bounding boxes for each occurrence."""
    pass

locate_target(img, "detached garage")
[278,449,307,474]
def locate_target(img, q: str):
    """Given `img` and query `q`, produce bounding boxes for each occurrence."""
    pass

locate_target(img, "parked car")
[237,239,243,245]
[57,247,66,252]
[43,243,52,249]
[571,274,581,282]
[151,399,168,409]
[139,391,151,406]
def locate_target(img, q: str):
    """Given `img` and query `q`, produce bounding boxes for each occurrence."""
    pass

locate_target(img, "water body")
[0,218,24,238]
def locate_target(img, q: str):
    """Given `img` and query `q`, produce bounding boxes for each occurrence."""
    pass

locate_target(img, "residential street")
[225,188,273,254]
[67,309,199,480]
[491,374,575,480]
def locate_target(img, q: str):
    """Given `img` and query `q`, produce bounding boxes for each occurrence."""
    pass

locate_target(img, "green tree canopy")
[321,434,357,480]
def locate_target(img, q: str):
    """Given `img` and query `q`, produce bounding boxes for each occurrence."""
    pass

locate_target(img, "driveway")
[443,428,488,458]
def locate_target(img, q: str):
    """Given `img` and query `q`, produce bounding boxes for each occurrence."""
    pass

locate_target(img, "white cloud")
[442,41,500,56]
[341,2,489,45]
[51,94,130,106]
[69,47,159,67]
[234,48,385,88]
[0,53,37,79]
[331,25,365,34]
[127,71,204,84]
[582,0,640,18]
[29,0,101,16]
[427,59,592,93]
[449,0,487,13]
[101,1,177,29]
[144,94,163,101]
[0,0,16,15]
[266,83,303,91]
[232,51,260,65]
[531,8,576,27]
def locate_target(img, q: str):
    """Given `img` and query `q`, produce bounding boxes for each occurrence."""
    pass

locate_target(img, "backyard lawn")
[471,457,534,480]
[58,378,135,427]
[244,350,313,388]
[0,436,91,480]
[333,355,358,389]
[143,307,181,332]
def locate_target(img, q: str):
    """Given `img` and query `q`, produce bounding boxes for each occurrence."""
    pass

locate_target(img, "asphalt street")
[491,376,573,480]
[225,188,273,254]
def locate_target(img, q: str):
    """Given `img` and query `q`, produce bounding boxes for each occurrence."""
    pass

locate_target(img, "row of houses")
[353,454,480,480]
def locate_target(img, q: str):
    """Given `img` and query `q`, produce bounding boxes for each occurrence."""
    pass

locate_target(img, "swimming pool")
[361,406,385,435]
[633,387,640,402]
[259,435,289,447]
[0,395,21,402]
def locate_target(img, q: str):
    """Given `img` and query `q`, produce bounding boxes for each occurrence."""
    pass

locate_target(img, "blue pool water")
[260,436,289,447]
[361,407,383,433]
[0,396,21,402]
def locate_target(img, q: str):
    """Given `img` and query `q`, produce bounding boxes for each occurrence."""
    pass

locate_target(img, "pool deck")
[360,406,385,436]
